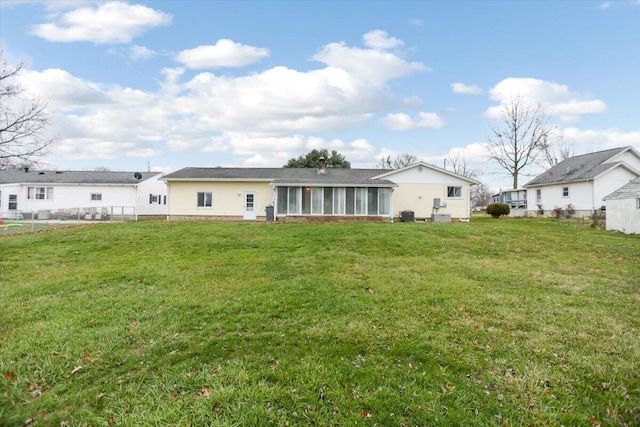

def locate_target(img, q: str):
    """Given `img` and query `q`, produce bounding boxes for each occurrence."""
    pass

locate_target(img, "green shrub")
[486,202,510,218]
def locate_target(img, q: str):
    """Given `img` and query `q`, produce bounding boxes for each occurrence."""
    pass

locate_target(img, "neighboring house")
[0,169,167,220]
[491,188,528,216]
[162,161,478,222]
[524,146,640,217]
[603,177,640,234]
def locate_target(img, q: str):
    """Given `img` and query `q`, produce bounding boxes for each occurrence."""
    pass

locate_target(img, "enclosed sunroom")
[273,185,395,219]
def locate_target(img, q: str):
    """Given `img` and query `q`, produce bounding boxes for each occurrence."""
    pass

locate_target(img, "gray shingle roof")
[524,147,632,187]
[0,170,161,185]
[162,167,397,187]
[603,177,640,200]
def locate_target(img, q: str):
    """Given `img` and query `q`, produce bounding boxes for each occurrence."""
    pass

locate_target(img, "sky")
[1,0,639,190]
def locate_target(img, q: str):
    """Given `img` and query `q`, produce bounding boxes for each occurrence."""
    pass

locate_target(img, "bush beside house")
[486,203,510,218]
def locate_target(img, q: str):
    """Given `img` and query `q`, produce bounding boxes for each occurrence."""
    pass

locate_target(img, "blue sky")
[1,0,639,190]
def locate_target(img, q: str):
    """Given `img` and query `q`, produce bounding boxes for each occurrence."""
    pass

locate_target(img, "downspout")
[390,188,394,222]
[591,179,595,215]
[273,186,277,222]
[165,181,170,220]
[133,184,139,221]
[466,184,471,219]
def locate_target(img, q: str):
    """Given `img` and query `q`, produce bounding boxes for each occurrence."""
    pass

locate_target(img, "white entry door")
[243,192,256,220]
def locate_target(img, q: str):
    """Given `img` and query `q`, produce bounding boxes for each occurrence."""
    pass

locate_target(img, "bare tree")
[470,182,492,208]
[376,153,418,169]
[538,128,574,168]
[486,95,551,189]
[447,151,477,179]
[0,48,55,168]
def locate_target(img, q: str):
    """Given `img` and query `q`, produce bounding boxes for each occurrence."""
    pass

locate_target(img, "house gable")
[373,162,479,185]
[608,147,640,172]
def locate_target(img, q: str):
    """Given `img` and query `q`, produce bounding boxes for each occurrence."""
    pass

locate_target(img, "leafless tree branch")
[486,94,551,189]
[0,47,56,168]
[447,151,477,179]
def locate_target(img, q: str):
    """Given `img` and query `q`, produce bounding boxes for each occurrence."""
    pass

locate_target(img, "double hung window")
[197,192,212,208]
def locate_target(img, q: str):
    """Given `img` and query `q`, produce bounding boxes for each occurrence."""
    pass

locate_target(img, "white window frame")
[562,186,569,197]
[27,186,53,200]
[8,194,18,210]
[197,192,213,208]
[447,186,462,198]
[91,193,102,201]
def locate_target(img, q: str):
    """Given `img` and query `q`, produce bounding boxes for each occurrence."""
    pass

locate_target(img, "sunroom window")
[276,186,392,216]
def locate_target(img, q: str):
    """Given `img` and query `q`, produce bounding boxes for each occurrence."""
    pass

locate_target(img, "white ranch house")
[0,169,168,220]
[162,161,479,222]
[524,146,640,218]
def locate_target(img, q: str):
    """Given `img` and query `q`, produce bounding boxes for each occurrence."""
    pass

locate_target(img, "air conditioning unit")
[400,210,415,222]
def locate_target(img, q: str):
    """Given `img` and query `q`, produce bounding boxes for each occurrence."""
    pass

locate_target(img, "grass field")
[1,218,639,426]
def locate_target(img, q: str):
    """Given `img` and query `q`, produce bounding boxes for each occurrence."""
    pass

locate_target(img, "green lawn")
[1,219,639,426]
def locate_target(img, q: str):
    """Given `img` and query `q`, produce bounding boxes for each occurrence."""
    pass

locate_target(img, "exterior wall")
[1,183,139,218]
[136,174,169,216]
[594,168,638,210]
[0,183,21,217]
[533,181,594,215]
[382,166,473,220]
[392,183,471,219]
[1,177,168,219]
[610,150,640,171]
[167,181,274,219]
[606,198,640,234]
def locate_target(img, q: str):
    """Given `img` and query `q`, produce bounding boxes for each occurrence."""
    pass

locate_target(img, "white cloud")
[561,127,640,151]
[312,41,428,85]
[451,82,483,95]
[202,134,380,167]
[382,112,446,131]
[599,2,612,9]
[408,18,423,26]
[18,68,112,108]
[22,31,428,164]
[362,30,404,50]
[175,40,270,69]
[485,77,607,122]
[129,45,157,60]
[30,1,172,44]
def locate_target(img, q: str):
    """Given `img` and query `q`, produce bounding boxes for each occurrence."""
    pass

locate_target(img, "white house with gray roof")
[603,176,640,234]
[0,169,167,220]
[162,161,479,222]
[524,146,640,217]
